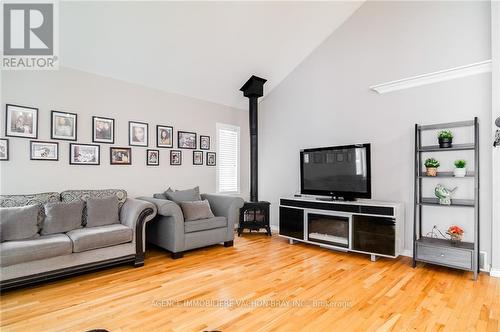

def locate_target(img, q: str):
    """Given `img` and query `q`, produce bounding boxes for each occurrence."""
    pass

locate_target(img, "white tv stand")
[279,195,404,260]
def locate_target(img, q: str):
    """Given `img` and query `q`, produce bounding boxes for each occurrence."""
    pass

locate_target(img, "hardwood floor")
[1,234,498,332]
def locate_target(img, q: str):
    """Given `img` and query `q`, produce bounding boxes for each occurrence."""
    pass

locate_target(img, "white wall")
[259,1,492,258]
[0,68,250,198]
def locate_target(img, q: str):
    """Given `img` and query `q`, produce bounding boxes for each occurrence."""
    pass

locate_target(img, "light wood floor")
[1,234,498,332]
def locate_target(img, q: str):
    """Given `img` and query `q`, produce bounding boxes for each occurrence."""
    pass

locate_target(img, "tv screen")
[300,144,371,199]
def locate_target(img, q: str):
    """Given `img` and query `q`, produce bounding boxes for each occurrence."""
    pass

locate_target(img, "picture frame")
[129,121,148,147]
[206,152,216,166]
[92,116,115,144]
[0,139,9,161]
[200,135,210,150]
[157,125,173,148]
[178,131,197,149]
[30,141,59,161]
[110,147,132,165]
[5,104,38,139]
[193,151,203,165]
[170,150,182,165]
[51,110,77,141]
[147,149,160,166]
[69,143,100,165]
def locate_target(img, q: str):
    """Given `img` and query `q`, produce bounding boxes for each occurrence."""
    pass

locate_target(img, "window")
[216,123,240,193]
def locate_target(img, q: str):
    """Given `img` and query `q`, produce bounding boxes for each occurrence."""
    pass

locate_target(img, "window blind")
[217,124,240,193]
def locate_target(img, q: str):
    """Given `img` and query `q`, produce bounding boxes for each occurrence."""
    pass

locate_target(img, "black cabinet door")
[279,207,304,240]
[352,215,395,256]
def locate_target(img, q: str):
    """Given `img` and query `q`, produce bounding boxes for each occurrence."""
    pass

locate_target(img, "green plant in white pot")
[453,159,467,177]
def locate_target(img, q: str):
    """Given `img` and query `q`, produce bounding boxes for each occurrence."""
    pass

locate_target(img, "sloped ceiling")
[60,1,363,109]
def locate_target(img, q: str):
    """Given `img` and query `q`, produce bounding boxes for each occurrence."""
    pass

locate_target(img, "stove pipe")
[240,75,267,202]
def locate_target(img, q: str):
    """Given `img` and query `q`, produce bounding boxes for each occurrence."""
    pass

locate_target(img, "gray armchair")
[138,194,244,258]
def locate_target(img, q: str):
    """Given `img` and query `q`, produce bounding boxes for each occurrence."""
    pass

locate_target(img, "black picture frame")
[156,125,174,148]
[129,121,149,147]
[200,135,210,150]
[206,152,216,166]
[69,143,100,165]
[30,141,59,161]
[193,151,203,165]
[177,131,197,149]
[5,104,38,139]
[0,138,9,161]
[92,116,115,144]
[51,110,78,141]
[147,149,160,166]
[110,147,132,165]
[170,150,182,165]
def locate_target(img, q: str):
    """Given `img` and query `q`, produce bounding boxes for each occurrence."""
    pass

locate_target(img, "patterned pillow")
[0,192,60,230]
[60,189,127,225]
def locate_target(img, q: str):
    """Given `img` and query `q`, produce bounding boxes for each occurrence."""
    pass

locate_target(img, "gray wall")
[259,1,492,259]
[0,68,250,198]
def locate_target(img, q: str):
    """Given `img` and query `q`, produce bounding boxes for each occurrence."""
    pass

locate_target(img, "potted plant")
[438,130,453,148]
[453,159,467,177]
[447,225,464,244]
[424,158,440,176]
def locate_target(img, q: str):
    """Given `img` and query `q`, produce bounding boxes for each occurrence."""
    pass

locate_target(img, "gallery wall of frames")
[1,103,217,166]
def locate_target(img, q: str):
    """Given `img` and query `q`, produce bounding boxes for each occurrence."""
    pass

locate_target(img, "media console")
[279,196,404,260]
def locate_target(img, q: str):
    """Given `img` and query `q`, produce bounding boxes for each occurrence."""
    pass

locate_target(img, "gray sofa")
[139,193,244,258]
[0,190,156,290]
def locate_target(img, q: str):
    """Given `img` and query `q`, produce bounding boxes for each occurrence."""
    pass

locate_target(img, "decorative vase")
[426,167,438,177]
[453,168,466,177]
[435,184,457,205]
[438,137,453,148]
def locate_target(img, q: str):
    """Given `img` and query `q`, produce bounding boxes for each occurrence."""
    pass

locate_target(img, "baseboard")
[270,225,279,233]
[401,249,413,258]
[490,268,500,278]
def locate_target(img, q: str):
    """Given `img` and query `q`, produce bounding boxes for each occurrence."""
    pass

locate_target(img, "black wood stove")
[238,76,271,236]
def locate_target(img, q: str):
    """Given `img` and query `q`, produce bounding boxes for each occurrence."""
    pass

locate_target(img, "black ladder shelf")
[413,118,479,280]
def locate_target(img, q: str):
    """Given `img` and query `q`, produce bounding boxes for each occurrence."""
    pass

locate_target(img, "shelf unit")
[413,118,479,279]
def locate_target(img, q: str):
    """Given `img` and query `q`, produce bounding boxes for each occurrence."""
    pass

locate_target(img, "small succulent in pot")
[453,159,467,177]
[424,157,440,176]
[438,130,453,148]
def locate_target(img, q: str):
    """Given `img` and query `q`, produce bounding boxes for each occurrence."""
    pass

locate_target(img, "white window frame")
[216,123,241,194]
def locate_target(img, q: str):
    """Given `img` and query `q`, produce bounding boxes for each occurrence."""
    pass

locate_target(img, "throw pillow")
[42,201,84,235]
[0,205,39,242]
[181,200,215,221]
[165,186,201,204]
[86,196,120,227]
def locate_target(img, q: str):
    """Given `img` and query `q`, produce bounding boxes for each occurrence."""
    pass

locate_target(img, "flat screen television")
[300,143,371,200]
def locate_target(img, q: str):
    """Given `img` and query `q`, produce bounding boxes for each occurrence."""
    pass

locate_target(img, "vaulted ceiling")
[60,1,363,109]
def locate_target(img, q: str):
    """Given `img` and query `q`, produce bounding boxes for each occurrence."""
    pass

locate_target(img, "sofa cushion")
[153,193,167,200]
[0,192,60,229]
[0,205,40,242]
[67,224,133,253]
[85,196,120,227]
[60,189,127,225]
[181,200,215,221]
[165,186,201,204]
[0,234,72,267]
[42,201,84,235]
[184,216,227,233]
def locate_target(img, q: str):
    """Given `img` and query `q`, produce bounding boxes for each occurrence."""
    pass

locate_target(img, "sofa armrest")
[201,194,244,241]
[120,198,157,264]
[136,197,184,220]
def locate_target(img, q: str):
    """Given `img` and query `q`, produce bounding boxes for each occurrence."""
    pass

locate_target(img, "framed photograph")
[147,149,160,166]
[5,104,38,139]
[0,139,9,161]
[157,125,173,148]
[170,150,182,165]
[92,116,114,144]
[193,151,203,165]
[69,143,100,165]
[178,131,197,149]
[200,135,210,150]
[110,147,132,165]
[51,111,77,141]
[206,152,216,166]
[30,141,59,161]
[129,121,148,147]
